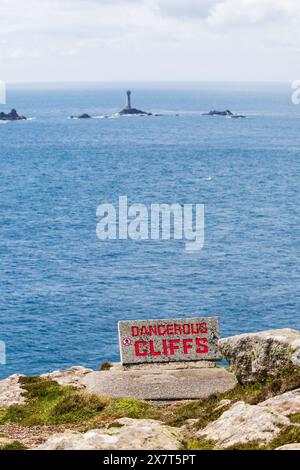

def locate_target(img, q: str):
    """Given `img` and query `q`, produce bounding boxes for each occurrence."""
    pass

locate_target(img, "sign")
[118,317,221,365]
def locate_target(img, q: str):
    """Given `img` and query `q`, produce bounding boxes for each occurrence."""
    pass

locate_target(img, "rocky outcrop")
[0,437,16,448]
[203,110,246,118]
[35,418,183,450]
[196,401,290,449]
[219,329,300,383]
[0,109,27,121]
[0,367,92,407]
[70,113,92,119]
[275,443,300,450]
[119,108,152,116]
[0,374,26,406]
[258,388,300,416]
[203,109,233,116]
[41,366,93,389]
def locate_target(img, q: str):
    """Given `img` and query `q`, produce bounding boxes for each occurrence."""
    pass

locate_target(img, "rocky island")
[118,90,152,116]
[0,328,300,451]
[70,113,92,119]
[203,109,246,118]
[0,109,27,121]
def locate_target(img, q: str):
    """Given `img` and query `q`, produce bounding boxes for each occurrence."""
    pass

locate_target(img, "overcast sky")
[0,0,300,83]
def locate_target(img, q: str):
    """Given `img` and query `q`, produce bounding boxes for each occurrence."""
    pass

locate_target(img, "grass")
[106,398,160,420]
[182,426,300,451]
[289,413,300,424]
[0,376,161,428]
[167,366,300,428]
[50,392,109,424]
[0,441,27,451]
[182,438,215,450]
[0,377,109,427]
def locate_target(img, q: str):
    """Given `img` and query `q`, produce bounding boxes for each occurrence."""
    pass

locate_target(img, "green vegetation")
[289,413,300,424]
[182,438,215,451]
[182,426,300,451]
[0,377,160,428]
[0,377,109,427]
[100,362,112,371]
[50,392,109,424]
[0,441,27,451]
[267,425,300,450]
[167,366,300,428]
[106,397,160,420]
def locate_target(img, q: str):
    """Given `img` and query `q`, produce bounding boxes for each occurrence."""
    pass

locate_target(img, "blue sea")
[0,82,299,378]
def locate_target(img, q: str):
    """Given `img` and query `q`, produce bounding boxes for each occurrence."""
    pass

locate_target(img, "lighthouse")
[126,90,132,110]
[119,90,151,116]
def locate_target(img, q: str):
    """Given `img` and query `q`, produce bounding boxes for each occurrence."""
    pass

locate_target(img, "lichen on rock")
[34,418,183,450]
[219,328,300,384]
[196,401,290,449]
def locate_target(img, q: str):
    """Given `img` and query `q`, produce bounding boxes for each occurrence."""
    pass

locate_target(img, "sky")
[0,0,300,83]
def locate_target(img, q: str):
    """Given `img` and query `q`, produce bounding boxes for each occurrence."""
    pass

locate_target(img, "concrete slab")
[82,368,237,401]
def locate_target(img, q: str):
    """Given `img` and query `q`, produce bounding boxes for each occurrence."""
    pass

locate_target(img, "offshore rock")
[119,107,152,116]
[0,109,27,121]
[70,113,92,119]
[203,109,246,118]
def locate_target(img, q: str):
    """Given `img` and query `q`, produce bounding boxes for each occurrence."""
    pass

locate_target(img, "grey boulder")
[219,329,300,383]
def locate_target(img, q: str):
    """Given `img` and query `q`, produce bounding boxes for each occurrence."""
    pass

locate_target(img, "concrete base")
[111,361,216,372]
[82,368,237,401]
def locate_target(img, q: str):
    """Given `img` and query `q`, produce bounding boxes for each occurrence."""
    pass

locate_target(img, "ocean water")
[0,82,299,378]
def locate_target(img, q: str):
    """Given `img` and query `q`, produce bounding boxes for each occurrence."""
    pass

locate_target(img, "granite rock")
[275,443,300,450]
[196,401,290,449]
[219,329,300,383]
[41,366,93,389]
[35,418,182,450]
[258,388,300,416]
[0,374,26,406]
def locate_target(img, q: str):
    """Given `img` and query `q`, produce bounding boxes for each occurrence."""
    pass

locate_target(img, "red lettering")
[166,324,174,335]
[135,341,148,357]
[174,324,182,335]
[183,324,191,335]
[149,326,157,336]
[199,322,208,334]
[183,338,193,354]
[169,339,180,355]
[140,326,149,336]
[196,337,209,354]
[158,325,166,336]
[191,324,199,335]
[131,326,139,337]
[149,340,162,356]
[162,340,169,356]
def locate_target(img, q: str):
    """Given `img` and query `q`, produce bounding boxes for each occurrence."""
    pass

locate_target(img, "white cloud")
[0,0,299,81]
[207,0,300,28]
[157,0,216,18]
